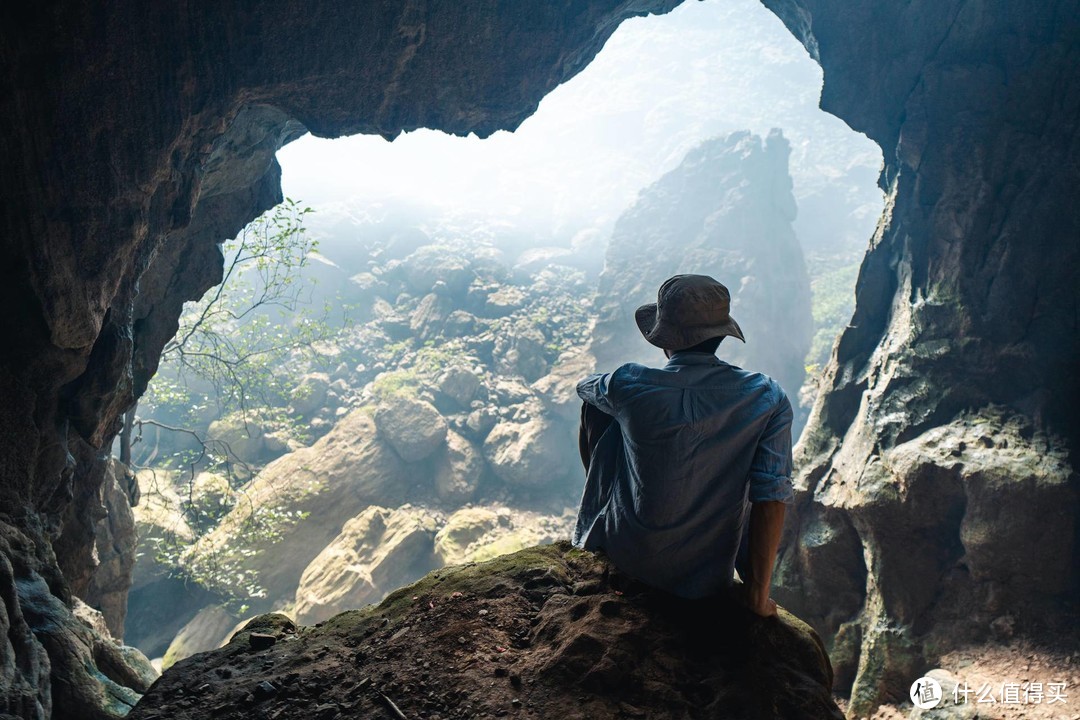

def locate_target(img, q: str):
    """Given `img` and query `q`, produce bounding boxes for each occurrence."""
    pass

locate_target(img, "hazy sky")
[278,0,883,252]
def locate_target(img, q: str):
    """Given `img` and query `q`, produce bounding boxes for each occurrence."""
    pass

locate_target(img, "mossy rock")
[132,543,842,720]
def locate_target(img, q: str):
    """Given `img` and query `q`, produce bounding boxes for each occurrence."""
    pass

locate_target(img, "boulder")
[374,397,448,462]
[483,416,569,488]
[432,431,485,504]
[493,320,549,382]
[161,605,238,670]
[294,505,440,625]
[437,366,483,408]
[131,544,842,720]
[433,508,502,565]
[403,245,473,295]
[205,412,267,466]
[189,410,408,608]
[531,349,597,425]
[289,372,331,417]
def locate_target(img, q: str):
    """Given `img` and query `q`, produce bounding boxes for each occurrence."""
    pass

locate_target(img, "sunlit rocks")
[374,397,448,462]
[288,372,331,417]
[432,431,485,504]
[436,366,483,408]
[483,417,569,488]
[206,413,268,465]
[161,605,237,670]
[433,507,502,565]
[189,410,407,607]
[294,505,440,625]
[403,245,474,296]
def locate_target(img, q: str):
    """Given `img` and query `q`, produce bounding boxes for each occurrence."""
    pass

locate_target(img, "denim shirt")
[572,351,794,599]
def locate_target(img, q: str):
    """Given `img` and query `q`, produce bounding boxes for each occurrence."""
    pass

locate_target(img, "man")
[573,274,794,617]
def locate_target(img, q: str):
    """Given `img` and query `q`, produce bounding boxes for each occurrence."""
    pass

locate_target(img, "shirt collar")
[665,351,723,368]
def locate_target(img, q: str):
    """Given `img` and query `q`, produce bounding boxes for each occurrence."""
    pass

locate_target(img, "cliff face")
[591,130,813,430]
[0,3,681,717]
[763,0,1080,713]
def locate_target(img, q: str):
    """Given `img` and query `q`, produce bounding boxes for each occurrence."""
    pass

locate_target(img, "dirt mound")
[129,543,841,720]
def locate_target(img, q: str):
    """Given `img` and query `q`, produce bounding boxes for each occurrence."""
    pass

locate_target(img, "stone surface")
[433,508,503,566]
[206,413,267,465]
[375,396,448,462]
[289,372,331,417]
[483,417,570,489]
[431,431,486,504]
[129,544,842,720]
[161,605,238,670]
[81,459,138,641]
[763,0,1080,714]
[294,505,440,625]
[190,410,408,608]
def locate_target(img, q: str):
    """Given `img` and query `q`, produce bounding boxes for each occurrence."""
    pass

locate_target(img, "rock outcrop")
[763,0,1080,714]
[591,130,813,430]
[129,543,842,720]
[1,3,686,715]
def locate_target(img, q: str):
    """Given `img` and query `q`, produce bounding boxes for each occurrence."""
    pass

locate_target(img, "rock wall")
[591,130,813,429]
[0,3,681,717]
[2,0,1079,717]
[763,0,1080,714]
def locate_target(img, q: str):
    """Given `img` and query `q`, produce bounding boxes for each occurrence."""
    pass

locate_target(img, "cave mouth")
[125,0,883,670]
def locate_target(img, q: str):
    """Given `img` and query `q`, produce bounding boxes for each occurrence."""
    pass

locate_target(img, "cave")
[1,1,1077,719]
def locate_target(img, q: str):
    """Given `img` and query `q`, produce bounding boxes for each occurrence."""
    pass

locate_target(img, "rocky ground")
[128,543,842,720]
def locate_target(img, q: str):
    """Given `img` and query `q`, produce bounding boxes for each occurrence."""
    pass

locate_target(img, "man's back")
[574,351,794,599]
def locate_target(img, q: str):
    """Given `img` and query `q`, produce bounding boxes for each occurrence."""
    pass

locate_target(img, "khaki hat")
[634,274,745,350]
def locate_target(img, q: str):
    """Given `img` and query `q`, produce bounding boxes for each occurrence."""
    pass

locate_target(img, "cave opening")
[124,0,885,671]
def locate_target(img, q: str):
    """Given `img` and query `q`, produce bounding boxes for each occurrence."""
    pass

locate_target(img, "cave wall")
[1,0,1078,718]
[763,0,1080,713]
[0,3,682,717]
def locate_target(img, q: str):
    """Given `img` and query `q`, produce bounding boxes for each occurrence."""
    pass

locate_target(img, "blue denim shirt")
[573,351,794,599]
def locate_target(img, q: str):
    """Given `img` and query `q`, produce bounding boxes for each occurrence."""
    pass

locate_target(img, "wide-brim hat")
[634,274,745,350]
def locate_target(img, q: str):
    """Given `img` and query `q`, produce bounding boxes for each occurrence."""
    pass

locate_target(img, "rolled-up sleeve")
[576,371,618,417]
[748,388,795,504]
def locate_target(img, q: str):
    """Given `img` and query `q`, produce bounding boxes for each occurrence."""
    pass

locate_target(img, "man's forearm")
[747,500,786,613]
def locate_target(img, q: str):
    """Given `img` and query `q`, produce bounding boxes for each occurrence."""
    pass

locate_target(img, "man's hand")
[743,584,778,618]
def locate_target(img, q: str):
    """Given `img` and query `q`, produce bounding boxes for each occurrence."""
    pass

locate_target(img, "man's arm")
[741,386,795,617]
[744,500,786,616]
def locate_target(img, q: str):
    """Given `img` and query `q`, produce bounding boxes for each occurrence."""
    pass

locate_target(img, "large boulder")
[403,245,474,296]
[131,544,842,720]
[289,372,331,417]
[374,397,448,462]
[432,431,485,504]
[294,505,440,625]
[205,413,267,466]
[189,410,408,608]
[161,605,238,670]
[483,417,569,488]
[432,507,502,566]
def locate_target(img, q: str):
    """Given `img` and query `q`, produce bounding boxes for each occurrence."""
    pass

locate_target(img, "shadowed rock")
[129,543,842,720]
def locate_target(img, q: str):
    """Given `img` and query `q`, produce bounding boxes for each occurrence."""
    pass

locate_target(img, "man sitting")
[573,274,794,616]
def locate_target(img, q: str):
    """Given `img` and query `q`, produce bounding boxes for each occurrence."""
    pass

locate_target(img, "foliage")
[144,198,335,425]
[806,260,860,369]
[135,198,340,612]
